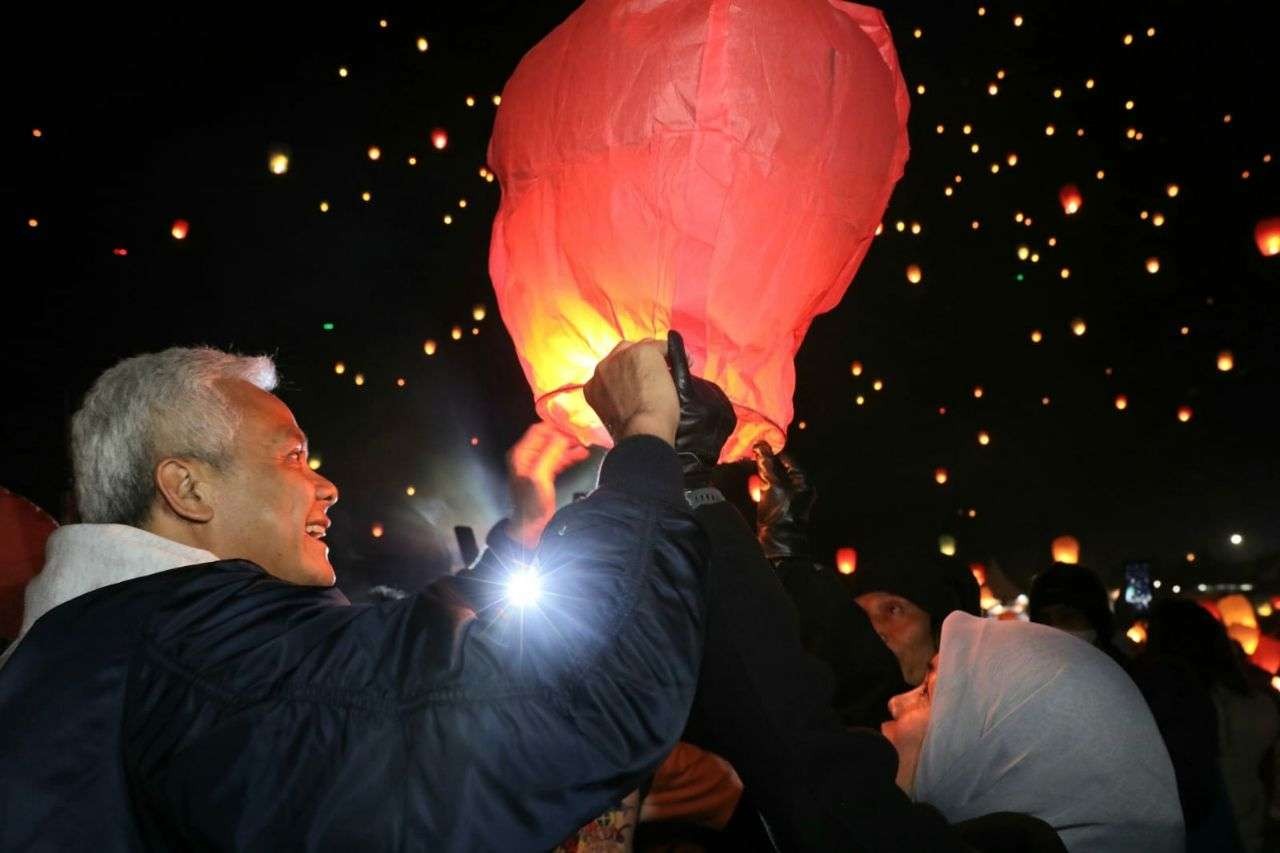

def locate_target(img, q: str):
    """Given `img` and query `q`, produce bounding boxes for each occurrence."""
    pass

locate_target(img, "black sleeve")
[681,498,966,852]
[775,555,909,727]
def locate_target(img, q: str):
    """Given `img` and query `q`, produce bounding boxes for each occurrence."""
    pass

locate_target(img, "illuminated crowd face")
[855,592,937,686]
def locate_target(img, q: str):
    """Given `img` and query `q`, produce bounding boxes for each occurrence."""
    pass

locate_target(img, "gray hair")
[70,347,278,525]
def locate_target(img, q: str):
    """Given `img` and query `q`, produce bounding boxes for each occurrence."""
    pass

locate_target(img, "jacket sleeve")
[124,436,707,853]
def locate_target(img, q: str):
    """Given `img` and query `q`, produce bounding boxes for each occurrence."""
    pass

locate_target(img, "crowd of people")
[1,337,1277,851]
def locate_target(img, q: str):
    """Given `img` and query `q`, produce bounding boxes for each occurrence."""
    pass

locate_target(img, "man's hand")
[669,330,737,480]
[584,339,680,446]
[508,422,591,547]
[754,442,816,562]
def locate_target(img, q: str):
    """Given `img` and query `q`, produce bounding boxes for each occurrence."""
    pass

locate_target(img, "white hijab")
[915,613,1184,852]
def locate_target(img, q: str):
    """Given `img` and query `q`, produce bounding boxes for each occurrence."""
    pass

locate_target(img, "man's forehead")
[218,377,305,444]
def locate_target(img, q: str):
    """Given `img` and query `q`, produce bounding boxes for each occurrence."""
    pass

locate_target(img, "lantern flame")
[835,547,857,575]
[1058,184,1082,215]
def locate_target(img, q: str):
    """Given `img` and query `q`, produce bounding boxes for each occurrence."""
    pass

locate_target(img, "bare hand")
[584,339,680,447]
[508,422,591,547]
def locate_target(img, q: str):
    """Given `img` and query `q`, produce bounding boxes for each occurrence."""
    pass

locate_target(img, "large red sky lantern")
[0,487,58,640]
[488,0,910,459]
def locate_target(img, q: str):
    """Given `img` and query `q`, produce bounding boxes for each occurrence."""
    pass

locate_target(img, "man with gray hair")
[0,341,710,851]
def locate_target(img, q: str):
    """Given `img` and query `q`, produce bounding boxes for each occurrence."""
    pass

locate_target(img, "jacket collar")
[18,524,217,637]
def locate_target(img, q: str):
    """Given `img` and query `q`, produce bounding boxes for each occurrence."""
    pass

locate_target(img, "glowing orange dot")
[1071,318,1087,336]
[32,128,43,138]
[1145,257,1160,274]
[973,386,984,399]
[170,219,189,240]
[1176,406,1193,423]
[450,326,463,340]
[367,146,381,161]
[873,379,884,392]
[851,360,864,377]
[906,264,923,284]
[26,218,38,228]
[934,467,949,485]
[354,373,365,386]
[371,523,384,538]
[423,339,437,356]
[1217,351,1234,372]
[835,547,858,575]
[430,128,449,150]
[470,436,480,446]
[1114,394,1128,411]
[1166,183,1180,198]
[472,304,487,321]
[334,362,346,375]
[977,430,991,446]
[748,474,764,503]
[396,377,406,387]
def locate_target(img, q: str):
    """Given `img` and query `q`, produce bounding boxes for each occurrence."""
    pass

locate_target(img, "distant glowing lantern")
[371,522,384,538]
[973,386,984,399]
[319,201,330,212]
[872,379,884,392]
[1216,350,1234,372]
[1177,405,1193,423]
[1219,594,1257,629]
[1228,623,1260,655]
[934,467,949,485]
[1058,184,1082,215]
[1252,633,1280,674]
[747,474,764,504]
[1051,535,1080,565]
[851,360,864,377]
[416,36,429,52]
[307,456,321,471]
[472,304,487,321]
[1030,329,1043,343]
[835,547,858,575]
[396,378,406,387]
[334,361,346,375]
[906,264,923,284]
[169,219,189,240]
[430,128,449,150]
[1231,533,1244,546]
[1165,183,1179,198]
[1071,318,1087,336]
[1126,622,1148,644]
[406,485,416,496]
[1258,601,1274,618]
[470,437,480,447]
[354,373,365,386]
[423,339,437,356]
[977,430,990,446]
[1255,218,1280,257]
[488,0,910,459]
[112,247,128,257]
[938,535,957,556]
[1114,394,1128,411]
[268,152,290,175]
[970,563,987,587]
[450,326,463,341]
[368,146,381,161]
[1145,257,1160,274]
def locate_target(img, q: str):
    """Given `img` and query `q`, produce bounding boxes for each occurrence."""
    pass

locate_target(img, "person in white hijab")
[881,612,1185,852]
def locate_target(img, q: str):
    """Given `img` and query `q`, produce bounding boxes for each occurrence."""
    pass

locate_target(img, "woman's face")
[880,654,939,793]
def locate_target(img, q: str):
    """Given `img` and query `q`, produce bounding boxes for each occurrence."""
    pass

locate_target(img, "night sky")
[4,1,1277,593]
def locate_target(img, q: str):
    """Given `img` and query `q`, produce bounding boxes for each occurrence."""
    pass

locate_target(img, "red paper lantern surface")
[0,487,58,640]
[1251,633,1280,674]
[835,547,858,575]
[1255,217,1280,257]
[488,0,910,459]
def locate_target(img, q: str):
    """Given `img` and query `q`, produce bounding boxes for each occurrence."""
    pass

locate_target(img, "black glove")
[668,330,737,487]
[754,441,816,563]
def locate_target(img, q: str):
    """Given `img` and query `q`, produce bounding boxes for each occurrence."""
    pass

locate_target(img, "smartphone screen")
[1123,560,1153,611]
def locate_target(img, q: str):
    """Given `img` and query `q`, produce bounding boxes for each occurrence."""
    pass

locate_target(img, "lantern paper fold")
[488,0,910,459]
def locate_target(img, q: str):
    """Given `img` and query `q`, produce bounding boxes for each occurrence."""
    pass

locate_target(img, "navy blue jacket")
[0,436,707,851]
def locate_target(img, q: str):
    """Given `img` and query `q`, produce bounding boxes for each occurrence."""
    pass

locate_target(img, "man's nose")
[315,474,339,507]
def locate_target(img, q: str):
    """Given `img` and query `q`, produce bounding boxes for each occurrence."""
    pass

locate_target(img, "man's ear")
[154,457,216,523]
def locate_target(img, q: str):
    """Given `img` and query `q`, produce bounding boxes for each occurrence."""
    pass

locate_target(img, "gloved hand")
[668,330,736,488]
[754,441,816,563]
